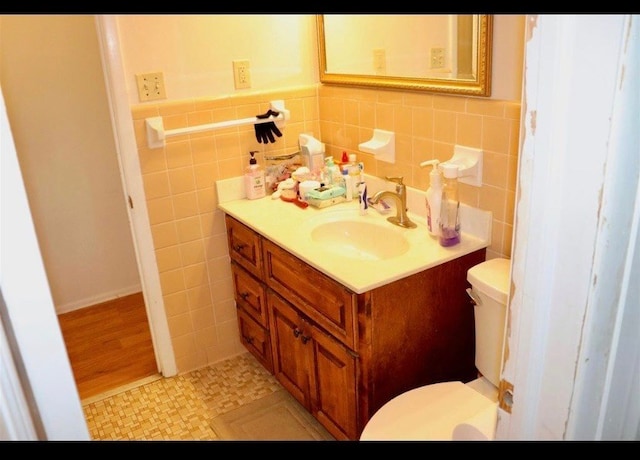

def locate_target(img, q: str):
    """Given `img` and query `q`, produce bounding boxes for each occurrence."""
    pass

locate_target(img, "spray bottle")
[419,160,442,237]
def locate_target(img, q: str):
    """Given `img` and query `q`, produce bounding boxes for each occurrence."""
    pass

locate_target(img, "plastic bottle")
[244,150,266,200]
[342,169,353,201]
[340,150,349,171]
[439,163,461,247]
[419,159,442,237]
[323,156,341,187]
[348,156,361,199]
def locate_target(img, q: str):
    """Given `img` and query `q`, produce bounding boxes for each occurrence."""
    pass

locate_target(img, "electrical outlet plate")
[233,60,251,89]
[135,72,166,102]
[430,48,445,69]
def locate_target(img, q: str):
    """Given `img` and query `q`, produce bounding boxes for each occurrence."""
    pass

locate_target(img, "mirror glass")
[317,14,492,96]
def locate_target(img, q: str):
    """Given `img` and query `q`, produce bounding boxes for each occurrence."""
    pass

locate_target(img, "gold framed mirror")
[316,14,493,97]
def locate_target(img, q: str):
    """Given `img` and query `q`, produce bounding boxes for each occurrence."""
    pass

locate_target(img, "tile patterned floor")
[83,352,283,440]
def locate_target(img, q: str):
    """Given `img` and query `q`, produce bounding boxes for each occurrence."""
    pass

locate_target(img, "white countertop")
[217,176,491,294]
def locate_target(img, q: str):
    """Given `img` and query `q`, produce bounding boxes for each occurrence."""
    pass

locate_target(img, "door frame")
[95,16,176,377]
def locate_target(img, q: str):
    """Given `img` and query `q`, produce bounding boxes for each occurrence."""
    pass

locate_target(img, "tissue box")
[306,185,345,201]
[307,195,346,209]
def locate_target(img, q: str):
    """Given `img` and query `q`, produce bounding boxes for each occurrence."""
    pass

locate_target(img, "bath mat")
[210,390,335,441]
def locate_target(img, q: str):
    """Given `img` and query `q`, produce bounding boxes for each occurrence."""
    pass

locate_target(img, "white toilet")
[360,258,511,441]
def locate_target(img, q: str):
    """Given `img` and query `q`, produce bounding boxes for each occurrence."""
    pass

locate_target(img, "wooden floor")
[57,292,158,400]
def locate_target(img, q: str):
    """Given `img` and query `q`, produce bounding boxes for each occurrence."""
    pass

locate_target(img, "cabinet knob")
[233,243,246,252]
[239,292,250,300]
[301,334,310,344]
[293,328,302,338]
[243,334,253,344]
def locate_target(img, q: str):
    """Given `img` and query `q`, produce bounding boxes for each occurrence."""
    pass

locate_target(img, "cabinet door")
[267,291,310,409]
[308,325,359,440]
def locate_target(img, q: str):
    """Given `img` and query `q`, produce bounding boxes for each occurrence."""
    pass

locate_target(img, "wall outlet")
[135,72,166,102]
[233,60,251,89]
[430,48,445,69]
[373,48,386,75]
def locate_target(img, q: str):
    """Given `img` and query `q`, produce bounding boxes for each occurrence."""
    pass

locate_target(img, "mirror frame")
[316,14,493,97]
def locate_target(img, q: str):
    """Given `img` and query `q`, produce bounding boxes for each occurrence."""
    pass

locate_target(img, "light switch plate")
[135,72,167,102]
[373,49,386,75]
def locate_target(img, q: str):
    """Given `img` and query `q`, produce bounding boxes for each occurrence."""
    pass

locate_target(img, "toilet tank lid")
[467,258,511,304]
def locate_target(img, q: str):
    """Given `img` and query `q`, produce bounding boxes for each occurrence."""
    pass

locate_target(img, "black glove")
[254,110,283,144]
[254,123,268,143]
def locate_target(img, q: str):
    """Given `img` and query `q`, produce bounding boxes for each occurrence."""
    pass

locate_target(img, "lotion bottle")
[244,150,266,200]
[420,160,442,237]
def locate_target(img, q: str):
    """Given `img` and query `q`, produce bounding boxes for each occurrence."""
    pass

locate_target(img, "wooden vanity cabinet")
[354,250,486,426]
[268,289,358,440]
[224,214,485,440]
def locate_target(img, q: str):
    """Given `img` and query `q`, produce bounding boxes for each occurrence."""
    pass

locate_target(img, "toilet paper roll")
[451,402,498,441]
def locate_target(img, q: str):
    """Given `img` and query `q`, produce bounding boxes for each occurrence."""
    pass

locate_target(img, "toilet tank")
[467,258,511,387]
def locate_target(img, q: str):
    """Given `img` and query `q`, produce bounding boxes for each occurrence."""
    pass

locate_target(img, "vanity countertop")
[217,176,491,294]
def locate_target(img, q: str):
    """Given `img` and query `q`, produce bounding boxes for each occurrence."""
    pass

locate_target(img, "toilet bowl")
[360,258,510,441]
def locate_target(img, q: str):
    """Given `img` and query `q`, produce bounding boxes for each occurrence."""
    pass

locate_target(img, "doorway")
[0,15,159,397]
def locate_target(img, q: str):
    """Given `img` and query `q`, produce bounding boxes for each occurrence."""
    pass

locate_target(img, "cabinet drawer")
[225,215,263,279]
[231,261,268,328]
[262,239,357,350]
[237,307,273,373]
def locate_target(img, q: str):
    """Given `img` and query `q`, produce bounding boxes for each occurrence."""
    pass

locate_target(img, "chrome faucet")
[369,176,417,229]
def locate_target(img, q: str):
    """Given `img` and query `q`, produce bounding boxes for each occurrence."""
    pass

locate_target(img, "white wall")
[117,14,319,104]
[492,15,526,102]
[116,14,523,104]
[0,15,141,313]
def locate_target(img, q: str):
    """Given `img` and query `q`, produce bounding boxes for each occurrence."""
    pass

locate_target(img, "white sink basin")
[306,211,410,261]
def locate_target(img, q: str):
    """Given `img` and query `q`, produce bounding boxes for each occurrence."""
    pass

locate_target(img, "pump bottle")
[420,159,442,237]
[244,151,266,199]
[439,163,461,247]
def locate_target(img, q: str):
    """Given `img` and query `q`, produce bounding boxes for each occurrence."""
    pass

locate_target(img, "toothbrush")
[358,181,368,215]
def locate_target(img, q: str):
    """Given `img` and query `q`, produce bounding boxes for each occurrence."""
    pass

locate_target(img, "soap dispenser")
[420,159,442,237]
[244,150,266,200]
[439,163,461,247]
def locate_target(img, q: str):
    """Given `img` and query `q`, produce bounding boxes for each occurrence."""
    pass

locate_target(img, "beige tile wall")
[130,83,520,373]
[318,85,520,260]
[131,86,320,373]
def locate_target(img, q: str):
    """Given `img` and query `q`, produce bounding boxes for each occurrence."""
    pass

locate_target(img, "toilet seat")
[360,381,497,441]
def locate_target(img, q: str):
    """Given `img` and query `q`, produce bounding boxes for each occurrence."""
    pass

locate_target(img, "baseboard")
[55,284,143,314]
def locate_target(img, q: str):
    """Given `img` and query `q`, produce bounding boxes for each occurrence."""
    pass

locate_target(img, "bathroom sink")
[306,211,410,260]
